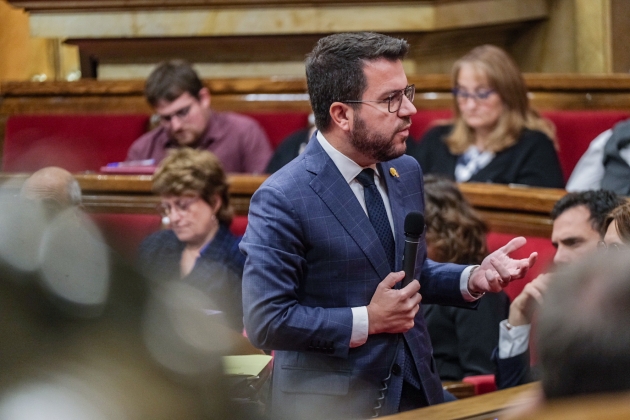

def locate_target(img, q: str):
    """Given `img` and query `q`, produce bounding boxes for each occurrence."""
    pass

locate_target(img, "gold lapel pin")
[389,168,399,178]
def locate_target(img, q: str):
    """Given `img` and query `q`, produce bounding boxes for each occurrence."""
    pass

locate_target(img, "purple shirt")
[126,111,272,173]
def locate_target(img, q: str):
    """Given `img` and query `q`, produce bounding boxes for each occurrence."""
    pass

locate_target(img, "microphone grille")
[404,211,425,236]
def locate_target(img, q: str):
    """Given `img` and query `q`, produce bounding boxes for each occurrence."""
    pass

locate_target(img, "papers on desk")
[100,159,156,174]
[222,354,272,377]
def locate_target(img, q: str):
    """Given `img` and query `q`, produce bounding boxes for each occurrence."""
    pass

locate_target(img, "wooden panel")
[0,174,561,236]
[389,382,540,420]
[9,0,470,12]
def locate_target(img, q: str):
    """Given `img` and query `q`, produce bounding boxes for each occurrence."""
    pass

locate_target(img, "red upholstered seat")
[243,112,310,149]
[486,232,556,302]
[409,109,453,140]
[539,110,630,181]
[462,374,497,395]
[3,114,150,172]
[230,215,249,237]
[88,213,162,261]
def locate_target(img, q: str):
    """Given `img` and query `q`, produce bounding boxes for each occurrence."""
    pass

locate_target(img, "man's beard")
[350,114,410,163]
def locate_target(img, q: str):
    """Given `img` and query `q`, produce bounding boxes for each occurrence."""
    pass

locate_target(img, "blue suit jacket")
[241,136,470,418]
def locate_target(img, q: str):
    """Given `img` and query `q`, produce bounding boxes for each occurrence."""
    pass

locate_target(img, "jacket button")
[392,364,401,376]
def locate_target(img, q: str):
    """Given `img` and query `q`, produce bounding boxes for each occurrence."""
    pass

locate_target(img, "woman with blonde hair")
[137,148,244,331]
[409,45,564,188]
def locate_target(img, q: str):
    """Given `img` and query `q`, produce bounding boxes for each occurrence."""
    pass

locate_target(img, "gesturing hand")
[367,271,422,335]
[469,236,538,294]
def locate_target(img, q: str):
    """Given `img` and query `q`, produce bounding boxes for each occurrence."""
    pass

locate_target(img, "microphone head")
[404,211,425,237]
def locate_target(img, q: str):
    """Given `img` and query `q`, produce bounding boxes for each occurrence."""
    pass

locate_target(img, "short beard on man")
[350,113,409,163]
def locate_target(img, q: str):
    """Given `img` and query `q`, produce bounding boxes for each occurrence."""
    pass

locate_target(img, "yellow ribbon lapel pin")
[389,167,399,178]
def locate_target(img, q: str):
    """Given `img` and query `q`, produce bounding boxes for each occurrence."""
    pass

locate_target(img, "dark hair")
[423,175,488,265]
[604,202,630,244]
[551,190,624,237]
[537,252,630,398]
[305,32,409,131]
[145,60,205,107]
[153,148,233,225]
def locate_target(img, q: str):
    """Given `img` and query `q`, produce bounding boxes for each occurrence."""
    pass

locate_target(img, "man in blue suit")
[240,32,536,419]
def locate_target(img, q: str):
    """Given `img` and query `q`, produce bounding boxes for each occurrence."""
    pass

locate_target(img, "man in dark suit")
[495,190,624,389]
[241,32,536,419]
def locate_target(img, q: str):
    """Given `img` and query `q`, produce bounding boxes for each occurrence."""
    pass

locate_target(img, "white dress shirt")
[566,129,630,192]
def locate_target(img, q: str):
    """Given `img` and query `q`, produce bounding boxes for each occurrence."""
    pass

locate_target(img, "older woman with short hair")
[137,148,244,331]
[408,45,564,188]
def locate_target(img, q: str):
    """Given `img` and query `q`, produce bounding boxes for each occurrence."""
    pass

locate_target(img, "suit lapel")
[305,139,392,280]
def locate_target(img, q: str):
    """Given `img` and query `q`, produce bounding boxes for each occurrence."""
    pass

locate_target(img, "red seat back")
[486,232,556,301]
[540,110,630,181]
[88,213,162,261]
[3,114,150,172]
[243,113,310,149]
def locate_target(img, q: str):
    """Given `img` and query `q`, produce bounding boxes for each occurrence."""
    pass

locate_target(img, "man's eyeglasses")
[341,84,415,113]
[157,196,200,218]
[452,87,496,102]
[157,104,193,124]
[597,240,627,253]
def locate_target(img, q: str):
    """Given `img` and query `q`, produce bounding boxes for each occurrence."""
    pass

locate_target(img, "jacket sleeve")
[493,347,534,389]
[240,183,354,358]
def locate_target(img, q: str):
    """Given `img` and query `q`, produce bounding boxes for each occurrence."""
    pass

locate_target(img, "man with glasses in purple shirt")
[126,60,272,174]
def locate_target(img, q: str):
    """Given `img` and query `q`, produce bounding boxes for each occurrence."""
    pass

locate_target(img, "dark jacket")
[407,125,565,188]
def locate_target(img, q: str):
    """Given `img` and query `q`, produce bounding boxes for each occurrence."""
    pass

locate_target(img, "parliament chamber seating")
[0,108,579,272]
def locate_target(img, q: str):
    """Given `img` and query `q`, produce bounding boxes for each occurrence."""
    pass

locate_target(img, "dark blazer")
[493,348,537,390]
[241,134,472,418]
[407,125,565,188]
[137,225,245,331]
[423,291,509,381]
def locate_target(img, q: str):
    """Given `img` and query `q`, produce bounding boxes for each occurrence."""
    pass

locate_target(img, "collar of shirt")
[316,131,394,231]
[316,130,379,184]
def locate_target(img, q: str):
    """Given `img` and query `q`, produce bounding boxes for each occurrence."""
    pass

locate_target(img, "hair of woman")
[446,44,556,154]
[423,175,488,265]
[152,148,233,225]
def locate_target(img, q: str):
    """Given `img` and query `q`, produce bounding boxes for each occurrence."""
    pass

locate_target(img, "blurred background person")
[126,60,272,174]
[422,175,509,382]
[408,45,564,188]
[265,113,316,174]
[137,148,245,332]
[495,190,624,390]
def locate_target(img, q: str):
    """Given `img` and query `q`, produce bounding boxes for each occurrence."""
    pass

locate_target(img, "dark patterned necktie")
[356,168,395,271]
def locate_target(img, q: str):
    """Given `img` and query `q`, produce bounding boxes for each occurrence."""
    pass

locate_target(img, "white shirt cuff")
[498,319,531,359]
[460,265,482,302]
[350,306,369,348]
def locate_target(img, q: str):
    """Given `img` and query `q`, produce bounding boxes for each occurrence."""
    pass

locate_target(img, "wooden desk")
[386,382,540,420]
[0,173,565,236]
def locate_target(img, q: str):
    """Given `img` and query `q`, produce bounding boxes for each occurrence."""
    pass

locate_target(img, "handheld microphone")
[402,211,425,288]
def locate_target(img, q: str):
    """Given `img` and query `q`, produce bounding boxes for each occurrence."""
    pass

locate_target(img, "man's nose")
[170,116,184,131]
[398,94,417,117]
[553,247,569,265]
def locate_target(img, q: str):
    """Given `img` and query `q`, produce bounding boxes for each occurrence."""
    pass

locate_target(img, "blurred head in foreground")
[20,166,82,217]
[537,252,630,399]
